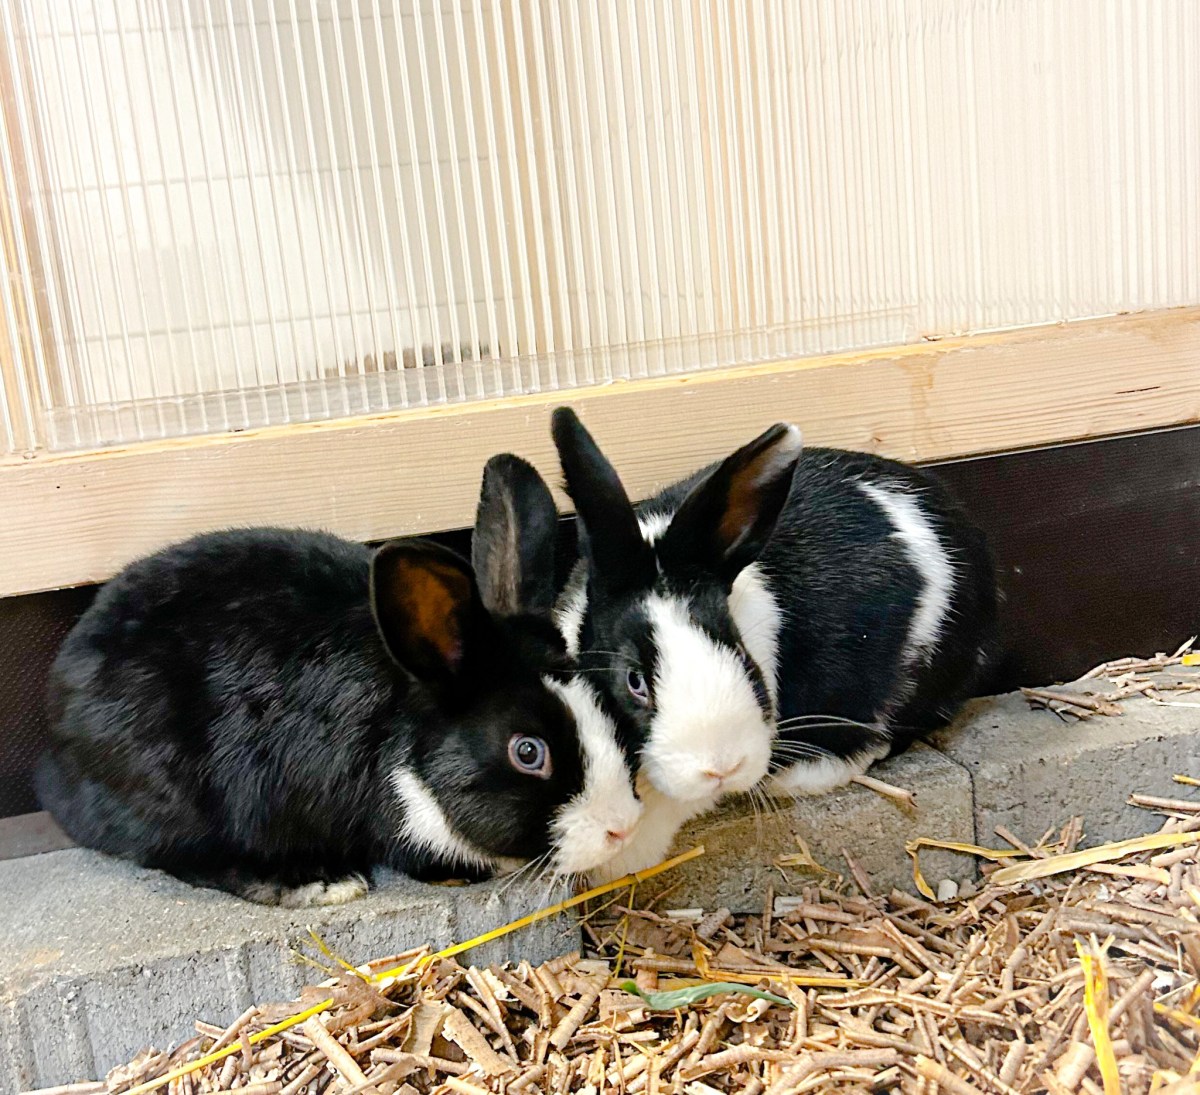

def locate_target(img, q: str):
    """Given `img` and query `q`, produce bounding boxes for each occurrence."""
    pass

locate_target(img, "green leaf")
[618,979,794,1010]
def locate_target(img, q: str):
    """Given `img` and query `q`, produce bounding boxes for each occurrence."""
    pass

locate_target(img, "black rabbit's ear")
[370,540,487,682]
[657,423,802,582]
[472,454,557,618]
[551,407,654,596]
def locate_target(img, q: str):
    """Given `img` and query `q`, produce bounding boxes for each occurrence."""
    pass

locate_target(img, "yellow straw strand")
[306,927,372,983]
[906,837,1026,899]
[990,830,1200,886]
[1077,940,1120,1095]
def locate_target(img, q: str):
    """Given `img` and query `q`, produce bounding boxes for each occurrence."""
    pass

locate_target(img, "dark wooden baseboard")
[1,423,1196,827]
[929,423,1199,693]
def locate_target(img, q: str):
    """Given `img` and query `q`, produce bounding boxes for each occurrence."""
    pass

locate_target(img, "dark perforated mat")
[0,586,94,817]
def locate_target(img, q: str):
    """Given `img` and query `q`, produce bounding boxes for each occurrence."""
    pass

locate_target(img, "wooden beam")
[1,307,1198,598]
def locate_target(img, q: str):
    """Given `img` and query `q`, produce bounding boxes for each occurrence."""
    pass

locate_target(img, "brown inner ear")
[395,557,472,668]
[718,448,779,551]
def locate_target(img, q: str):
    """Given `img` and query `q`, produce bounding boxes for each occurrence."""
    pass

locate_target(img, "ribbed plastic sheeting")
[0,1,1197,452]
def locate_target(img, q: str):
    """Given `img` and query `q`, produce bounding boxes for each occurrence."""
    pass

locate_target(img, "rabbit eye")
[508,734,551,778]
[626,668,651,705]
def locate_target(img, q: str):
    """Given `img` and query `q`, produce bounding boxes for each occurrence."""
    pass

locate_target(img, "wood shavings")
[850,774,918,812]
[1025,637,1200,719]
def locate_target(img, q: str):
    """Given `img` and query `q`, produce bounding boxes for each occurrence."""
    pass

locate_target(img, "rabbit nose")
[702,759,744,783]
[606,828,632,844]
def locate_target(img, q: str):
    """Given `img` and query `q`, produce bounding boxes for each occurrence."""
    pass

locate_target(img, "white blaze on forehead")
[641,593,773,802]
[545,676,642,874]
[728,562,782,710]
[856,481,956,660]
[391,768,498,872]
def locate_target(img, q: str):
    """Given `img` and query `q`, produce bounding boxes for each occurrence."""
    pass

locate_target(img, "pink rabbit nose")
[606,828,632,844]
[702,759,745,783]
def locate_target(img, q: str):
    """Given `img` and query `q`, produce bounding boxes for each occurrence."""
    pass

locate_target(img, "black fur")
[553,408,998,770]
[38,457,593,902]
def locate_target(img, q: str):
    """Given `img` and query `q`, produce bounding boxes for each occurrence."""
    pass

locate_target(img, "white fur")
[554,562,588,657]
[390,769,500,873]
[857,481,956,660]
[765,741,890,797]
[240,874,369,907]
[728,562,783,709]
[587,777,703,884]
[637,510,674,544]
[279,875,370,908]
[641,593,774,803]
[546,677,644,874]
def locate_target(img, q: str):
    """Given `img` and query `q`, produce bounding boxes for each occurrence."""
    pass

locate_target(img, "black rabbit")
[37,455,641,905]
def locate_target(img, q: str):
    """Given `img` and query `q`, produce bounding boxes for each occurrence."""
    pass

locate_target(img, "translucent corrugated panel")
[1,1,1197,453]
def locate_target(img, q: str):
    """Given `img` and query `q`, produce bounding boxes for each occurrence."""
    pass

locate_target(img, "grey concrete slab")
[930,680,1200,848]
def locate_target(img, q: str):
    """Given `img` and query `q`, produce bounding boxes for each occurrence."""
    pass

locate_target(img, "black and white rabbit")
[37,454,641,906]
[551,408,997,877]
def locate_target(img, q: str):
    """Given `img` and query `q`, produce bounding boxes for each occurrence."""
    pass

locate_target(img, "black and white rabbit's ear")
[658,423,802,582]
[472,453,557,618]
[551,407,655,594]
[370,539,488,683]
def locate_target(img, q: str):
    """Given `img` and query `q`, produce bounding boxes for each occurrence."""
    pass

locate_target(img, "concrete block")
[0,849,574,1091]
[930,680,1200,848]
[640,743,975,913]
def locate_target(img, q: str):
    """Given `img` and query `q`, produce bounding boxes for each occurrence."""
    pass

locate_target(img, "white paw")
[766,751,883,798]
[279,874,369,908]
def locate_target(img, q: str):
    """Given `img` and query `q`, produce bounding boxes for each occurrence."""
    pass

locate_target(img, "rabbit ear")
[472,454,558,618]
[551,407,655,595]
[370,539,488,683]
[657,423,802,582]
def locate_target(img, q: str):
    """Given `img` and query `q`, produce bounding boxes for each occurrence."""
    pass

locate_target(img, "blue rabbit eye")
[509,734,551,778]
[626,668,650,705]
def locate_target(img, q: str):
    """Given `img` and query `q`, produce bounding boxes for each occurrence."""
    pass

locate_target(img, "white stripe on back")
[856,481,955,659]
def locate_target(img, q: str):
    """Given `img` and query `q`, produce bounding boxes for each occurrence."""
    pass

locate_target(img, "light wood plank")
[1,307,1198,598]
